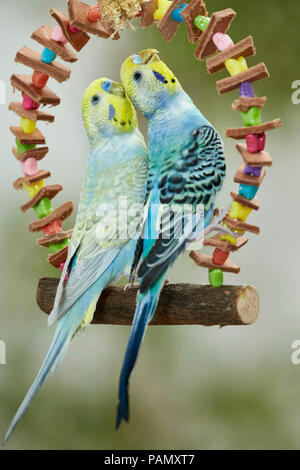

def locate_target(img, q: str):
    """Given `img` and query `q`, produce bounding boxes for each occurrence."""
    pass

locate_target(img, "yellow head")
[120,49,181,117]
[82,78,138,143]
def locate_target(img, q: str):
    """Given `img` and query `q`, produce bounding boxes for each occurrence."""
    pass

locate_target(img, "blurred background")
[0,0,299,450]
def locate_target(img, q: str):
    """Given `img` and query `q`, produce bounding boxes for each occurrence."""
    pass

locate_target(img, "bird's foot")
[204,206,237,239]
[124,282,140,292]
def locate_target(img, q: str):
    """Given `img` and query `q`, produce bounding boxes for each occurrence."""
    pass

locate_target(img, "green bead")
[209,268,223,288]
[193,15,210,31]
[240,107,261,127]
[33,197,53,219]
[16,138,36,155]
[49,238,70,255]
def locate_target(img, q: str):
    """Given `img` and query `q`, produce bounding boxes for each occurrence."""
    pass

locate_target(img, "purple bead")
[244,165,262,177]
[239,81,255,98]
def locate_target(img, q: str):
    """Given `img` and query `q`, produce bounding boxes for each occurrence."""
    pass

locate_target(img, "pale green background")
[0,0,300,450]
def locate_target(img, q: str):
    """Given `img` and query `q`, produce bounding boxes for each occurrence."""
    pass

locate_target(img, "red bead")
[87,5,101,22]
[257,133,266,151]
[212,248,230,266]
[32,70,49,89]
[42,218,63,235]
[246,134,259,153]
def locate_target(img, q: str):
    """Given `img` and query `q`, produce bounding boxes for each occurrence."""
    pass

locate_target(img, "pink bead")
[212,33,234,52]
[22,94,40,110]
[60,262,70,281]
[246,134,259,153]
[51,25,68,44]
[257,133,266,151]
[21,158,38,176]
[68,25,81,33]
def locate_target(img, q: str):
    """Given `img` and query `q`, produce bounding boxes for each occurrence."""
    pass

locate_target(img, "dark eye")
[133,72,142,82]
[91,95,100,106]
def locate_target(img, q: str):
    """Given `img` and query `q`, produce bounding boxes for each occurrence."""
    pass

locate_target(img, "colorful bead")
[87,4,101,22]
[51,25,68,44]
[32,70,49,89]
[41,218,63,235]
[41,48,56,64]
[16,138,36,155]
[225,56,248,77]
[20,117,36,135]
[229,201,252,222]
[60,262,70,281]
[49,238,70,255]
[154,0,172,20]
[22,180,44,198]
[220,223,241,244]
[239,184,259,200]
[22,94,40,110]
[171,4,187,23]
[68,25,82,33]
[239,81,255,98]
[212,33,234,52]
[240,106,261,127]
[33,197,53,219]
[212,249,230,266]
[209,268,223,288]
[20,157,38,177]
[244,166,262,177]
[194,15,210,31]
[246,133,266,153]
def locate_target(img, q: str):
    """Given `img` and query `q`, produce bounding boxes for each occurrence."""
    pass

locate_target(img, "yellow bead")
[220,223,243,244]
[225,56,248,76]
[20,117,36,135]
[229,201,252,222]
[154,0,172,20]
[22,180,44,198]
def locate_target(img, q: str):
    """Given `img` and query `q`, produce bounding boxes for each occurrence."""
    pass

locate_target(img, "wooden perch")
[37,278,260,327]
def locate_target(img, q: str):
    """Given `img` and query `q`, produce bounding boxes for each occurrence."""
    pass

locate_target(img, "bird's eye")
[91,95,100,106]
[133,72,142,82]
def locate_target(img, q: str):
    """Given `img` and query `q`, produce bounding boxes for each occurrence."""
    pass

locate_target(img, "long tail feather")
[116,282,162,428]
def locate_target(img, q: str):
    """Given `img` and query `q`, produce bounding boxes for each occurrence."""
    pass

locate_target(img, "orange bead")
[87,5,101,23]
[212,248,230,266]
[32,70,49,89]
[42,218,63,235]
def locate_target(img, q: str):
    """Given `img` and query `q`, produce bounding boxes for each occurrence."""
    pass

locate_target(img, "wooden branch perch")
[37,278,259,327]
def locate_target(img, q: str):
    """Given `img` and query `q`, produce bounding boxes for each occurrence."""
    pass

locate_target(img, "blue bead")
[171,4,187,23]
[239,184,259,200]
[41,48,56,64]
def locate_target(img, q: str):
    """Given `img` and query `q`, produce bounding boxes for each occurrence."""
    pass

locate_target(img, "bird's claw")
[124,282,140,292]
[204,206,237,239]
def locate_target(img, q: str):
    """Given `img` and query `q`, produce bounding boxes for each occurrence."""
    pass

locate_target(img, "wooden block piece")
[190,251,240,274]
[31,25,77,63]
[236,143,272,167]
[194,8,236,60]
[182,0,208,44]
[12,146,49,162]
[226,119,283,139]
[10,126,46,145]
[224,215,260,235]
[15,46,71,83]
[206,36,256,74]
[230,191,260,211]
[141,0,158,28]
[204,234,248,252]
[28,201,74,232]
[48,246,69,268]
[68,0,117,38]
[9,102,54,123]
[13,170,51,190]
[216,63,270,95]
[232,96,267,112]
[21,184,63,212]
[158,0,187,42]
[50,8,90,51]
[234,164,266,186]
[37,229,73,247]
[11,74,60,106]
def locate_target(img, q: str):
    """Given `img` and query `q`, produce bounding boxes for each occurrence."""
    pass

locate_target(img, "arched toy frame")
[9,0,282,327]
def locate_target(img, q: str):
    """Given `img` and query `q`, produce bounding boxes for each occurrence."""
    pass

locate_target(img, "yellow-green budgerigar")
[116,50,226,427]
[3,78,148,444]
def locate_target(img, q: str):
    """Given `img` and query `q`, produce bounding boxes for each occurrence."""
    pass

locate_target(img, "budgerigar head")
[120,49,181,118]
[82,78,138,143]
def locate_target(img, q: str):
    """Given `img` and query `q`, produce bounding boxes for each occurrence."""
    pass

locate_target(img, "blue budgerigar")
[3,78,148,444]
[116,50,226,427]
